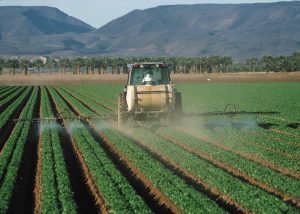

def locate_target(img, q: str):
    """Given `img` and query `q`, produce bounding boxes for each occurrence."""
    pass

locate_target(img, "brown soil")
[157,132,300,208]
[34,96,44,214]
[34,137,42,214]
[56,88,182,213]
[179,128,300,180]
[1,72,300,85]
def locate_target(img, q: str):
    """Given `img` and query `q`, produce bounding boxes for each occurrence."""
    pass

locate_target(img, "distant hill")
[94,1,300,59]
[1,2,300,60]
[0,6,94,40]
[0,6,94,54]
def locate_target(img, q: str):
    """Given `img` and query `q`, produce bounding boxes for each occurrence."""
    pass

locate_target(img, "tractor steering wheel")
[143,80,156,85]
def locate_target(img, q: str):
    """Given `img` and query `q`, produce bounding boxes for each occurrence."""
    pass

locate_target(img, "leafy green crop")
[40,86,77,213]
[0,86,38,211]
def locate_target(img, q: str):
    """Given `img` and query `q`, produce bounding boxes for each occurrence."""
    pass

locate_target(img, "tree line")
[0,53,299,75]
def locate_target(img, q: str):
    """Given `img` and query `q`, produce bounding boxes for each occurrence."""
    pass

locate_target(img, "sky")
[0,0,296,28]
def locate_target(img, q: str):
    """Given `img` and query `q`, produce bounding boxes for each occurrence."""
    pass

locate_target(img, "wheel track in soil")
[178,128,300,181]
[9,86,40,213]
[154,131,300,208]
[0,87,32,153]
[46,87,105,213]
[53,87,183,213]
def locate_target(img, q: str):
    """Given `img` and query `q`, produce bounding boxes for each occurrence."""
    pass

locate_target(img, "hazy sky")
[0,0,296,28]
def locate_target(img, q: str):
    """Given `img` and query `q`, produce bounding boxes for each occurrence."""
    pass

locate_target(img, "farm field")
[0,82,299,213]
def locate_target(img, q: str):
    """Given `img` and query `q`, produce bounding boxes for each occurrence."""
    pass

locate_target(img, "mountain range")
[1,2,300,60]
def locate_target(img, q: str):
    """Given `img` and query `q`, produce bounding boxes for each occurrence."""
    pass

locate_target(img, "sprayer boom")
[13,115,116,123]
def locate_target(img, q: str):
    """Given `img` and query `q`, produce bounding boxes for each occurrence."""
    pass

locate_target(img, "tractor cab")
[128,62,171,86]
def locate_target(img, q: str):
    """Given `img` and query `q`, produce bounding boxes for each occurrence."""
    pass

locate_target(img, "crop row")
[0,86,20,101]
[57,86,114,115]
[0,86,38,211]
[203,126,300,173]
[63,86,117,111]
[0,87,31,131]
[37,86,77,213]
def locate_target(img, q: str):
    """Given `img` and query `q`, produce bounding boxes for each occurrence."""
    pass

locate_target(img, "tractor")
[117,62,182,127]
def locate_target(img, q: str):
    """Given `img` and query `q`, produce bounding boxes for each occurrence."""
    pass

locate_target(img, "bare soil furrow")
[34,137,42,214]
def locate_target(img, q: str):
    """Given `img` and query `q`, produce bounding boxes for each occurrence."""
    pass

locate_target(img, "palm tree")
[246,57,258,72]
[5,59,19,75]
[261,55,275,72]
[72,57,84,75]
[19,59,31,75]
[59,58,71,75]
[222,56,233,73]
[45,57,57,75]
[33,58,44,75]
[85,58,96,74]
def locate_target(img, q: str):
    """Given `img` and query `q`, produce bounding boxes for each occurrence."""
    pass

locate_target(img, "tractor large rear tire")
[118,92,127,128]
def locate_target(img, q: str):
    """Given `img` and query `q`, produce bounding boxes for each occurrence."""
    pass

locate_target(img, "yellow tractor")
[118,62,182,127]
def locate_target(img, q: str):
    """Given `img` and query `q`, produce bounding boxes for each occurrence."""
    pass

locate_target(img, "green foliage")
[49,87,151,213]
[0,87,38,211]
[40,86,77,213]
[0,87,31,130]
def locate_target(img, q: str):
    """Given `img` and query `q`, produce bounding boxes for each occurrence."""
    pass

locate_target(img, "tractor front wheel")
[118,92,127,128]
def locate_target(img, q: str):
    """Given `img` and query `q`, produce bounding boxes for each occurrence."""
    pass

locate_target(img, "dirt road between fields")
[0,72,300,85]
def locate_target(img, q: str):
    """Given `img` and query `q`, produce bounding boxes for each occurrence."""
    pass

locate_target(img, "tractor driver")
[142,71,157,84]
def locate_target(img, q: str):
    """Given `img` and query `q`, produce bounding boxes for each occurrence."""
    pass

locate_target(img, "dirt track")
[0,72,300,85]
